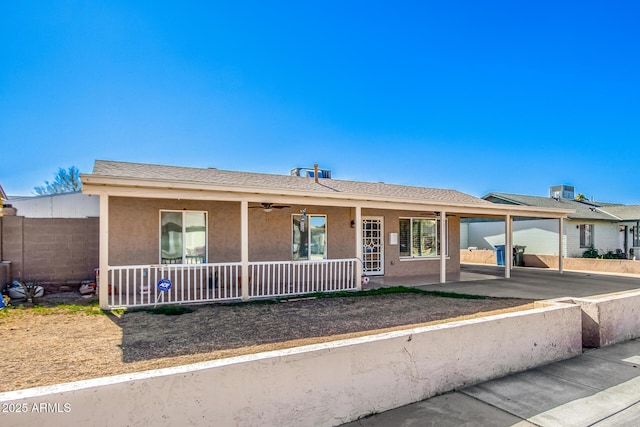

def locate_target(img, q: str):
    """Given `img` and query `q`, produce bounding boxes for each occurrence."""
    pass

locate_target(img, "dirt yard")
[0,291,533,393]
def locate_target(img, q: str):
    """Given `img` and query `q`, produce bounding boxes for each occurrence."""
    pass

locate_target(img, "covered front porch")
[99,205,568,309]
[95,195,464,309]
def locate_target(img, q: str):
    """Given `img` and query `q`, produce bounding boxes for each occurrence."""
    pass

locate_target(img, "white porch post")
[355,205,363,290]
[558,218,564,274]
[505,214,512,278]
[440,211,447,283]
[241,200,249,301]
[99,193,109,309]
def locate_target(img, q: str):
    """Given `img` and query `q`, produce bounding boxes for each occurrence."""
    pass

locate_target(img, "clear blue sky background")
[1,1,638,203]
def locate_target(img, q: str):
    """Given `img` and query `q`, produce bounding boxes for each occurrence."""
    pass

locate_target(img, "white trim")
[505,214,512,279]
[399,257,451,262]
[241,201,249,301]
[158,210,208,264]
[559,218,564,273]
[398,217,448,260]
[99,193,109,309]
[355,207,362,290]
[362,216,385,276]
[440,211,447,284]
[579,223,595,248]
[291,213,328,261]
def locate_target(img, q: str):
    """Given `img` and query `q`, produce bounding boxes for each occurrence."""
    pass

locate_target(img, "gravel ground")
[0,291,532,393]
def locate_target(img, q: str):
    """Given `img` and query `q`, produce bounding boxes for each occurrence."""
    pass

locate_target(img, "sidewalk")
[343,338,640,426]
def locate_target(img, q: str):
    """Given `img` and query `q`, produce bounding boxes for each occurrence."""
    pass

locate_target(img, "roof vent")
[550,185,574,200]
[290,166,332,180]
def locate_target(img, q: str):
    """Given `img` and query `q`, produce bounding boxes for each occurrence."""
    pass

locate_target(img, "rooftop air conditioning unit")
[290,167,332,179]
[549,185,575,200]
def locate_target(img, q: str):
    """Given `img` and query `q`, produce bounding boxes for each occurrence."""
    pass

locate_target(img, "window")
[292,214,327,260]
[160,210,207,264]
[399,218,448,258]
[579,224,593,248]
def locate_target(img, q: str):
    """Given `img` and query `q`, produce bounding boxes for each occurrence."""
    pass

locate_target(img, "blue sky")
[1,1,639,203]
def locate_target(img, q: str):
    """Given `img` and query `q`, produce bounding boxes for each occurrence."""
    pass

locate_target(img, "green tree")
[34,166,82,195]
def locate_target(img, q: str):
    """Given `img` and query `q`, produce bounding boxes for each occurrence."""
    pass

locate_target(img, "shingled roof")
[600,205,640,221]
[484,192,640,221]
[89,160,492,206]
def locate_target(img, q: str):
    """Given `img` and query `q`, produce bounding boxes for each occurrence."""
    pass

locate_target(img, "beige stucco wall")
[109,197,241,265]
[248,205,354,261]
[365,209,461,277]
[108,198,461,277]
[110,199,354,265]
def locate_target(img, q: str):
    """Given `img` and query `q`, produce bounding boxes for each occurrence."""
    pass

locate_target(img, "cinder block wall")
[1,216,99,290]
[1,216,23,283]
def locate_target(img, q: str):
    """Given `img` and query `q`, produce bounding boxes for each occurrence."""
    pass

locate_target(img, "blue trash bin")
[494,245,505,266]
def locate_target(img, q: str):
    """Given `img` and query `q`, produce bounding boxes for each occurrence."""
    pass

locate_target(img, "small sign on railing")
[157,278,172,292]
[155,278,172,306]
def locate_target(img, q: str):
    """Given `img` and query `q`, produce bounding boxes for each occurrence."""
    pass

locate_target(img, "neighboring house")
[0,184,6,217]
[0,191,99,288]
[463,185,640,258]
[81,160,571,309]
[8,192,99,218]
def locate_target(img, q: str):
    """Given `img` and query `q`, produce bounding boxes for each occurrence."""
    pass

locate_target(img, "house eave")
[81,175,573,219]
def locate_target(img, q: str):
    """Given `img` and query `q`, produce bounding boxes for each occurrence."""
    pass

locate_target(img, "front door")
[363,217,384,275]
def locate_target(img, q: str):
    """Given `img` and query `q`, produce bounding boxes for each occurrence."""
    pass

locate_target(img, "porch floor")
[367,263,504,289]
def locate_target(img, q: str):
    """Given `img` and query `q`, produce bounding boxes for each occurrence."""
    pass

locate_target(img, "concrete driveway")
[422,264,640,299]
[346,266,640,427]
[344,338,640,427]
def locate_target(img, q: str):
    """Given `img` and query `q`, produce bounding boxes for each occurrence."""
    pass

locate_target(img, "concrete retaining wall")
[0,302,581,427]
[568,290,640,348]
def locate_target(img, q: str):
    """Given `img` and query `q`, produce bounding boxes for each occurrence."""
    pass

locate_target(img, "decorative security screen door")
[362,217,384,275]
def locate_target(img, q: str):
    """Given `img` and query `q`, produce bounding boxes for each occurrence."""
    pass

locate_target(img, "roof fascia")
[590,207,622,221]
[82,176,573,219]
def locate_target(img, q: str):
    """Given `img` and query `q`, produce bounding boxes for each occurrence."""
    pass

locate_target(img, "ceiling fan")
[250,202,291,212]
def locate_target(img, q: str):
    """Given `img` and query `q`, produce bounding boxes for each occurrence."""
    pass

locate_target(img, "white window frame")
[292,213,328,261]
[399,217,448,259]
[579,223,593,248]
[159,210,208,264]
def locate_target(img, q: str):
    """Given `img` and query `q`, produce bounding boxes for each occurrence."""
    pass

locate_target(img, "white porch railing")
[105,259,358,308]
[106,262,242,308]
[249,259,358,298]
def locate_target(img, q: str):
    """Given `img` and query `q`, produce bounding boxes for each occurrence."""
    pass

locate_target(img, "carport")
[457,209,573,279]
[422,264,640,299]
